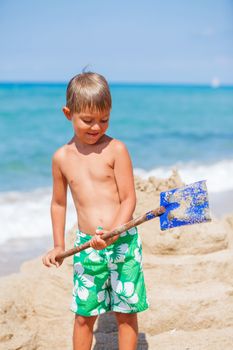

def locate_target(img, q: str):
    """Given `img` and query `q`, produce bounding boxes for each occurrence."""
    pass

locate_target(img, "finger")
[43,255,49,267]
[90,238,96,249]
[56,258,63,267]
[91,236,104,250]
[93,238,100,249]
[96,226,104,234]
[96,230,109,239]
[51,256,59,267]
[42,254,49,266]
[96,236,104,245]
[55,256,63,266]
[42,257,49,267]
[94,243,105,250]
[96,236,107,248]
[45,256,53,267]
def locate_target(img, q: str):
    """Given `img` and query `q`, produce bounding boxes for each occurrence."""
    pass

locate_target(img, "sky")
[0,0,233,84]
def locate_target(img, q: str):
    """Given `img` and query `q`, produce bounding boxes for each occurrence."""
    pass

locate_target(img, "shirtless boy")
[42,72,148,350]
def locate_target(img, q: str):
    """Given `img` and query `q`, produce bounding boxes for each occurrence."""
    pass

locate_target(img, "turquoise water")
[0,83,233,245]
[1,83,233,191]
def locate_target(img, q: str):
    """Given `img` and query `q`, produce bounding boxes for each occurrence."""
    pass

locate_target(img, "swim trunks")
[70,226,149,316]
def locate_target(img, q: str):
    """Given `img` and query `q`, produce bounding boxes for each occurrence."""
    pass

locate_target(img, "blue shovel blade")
[160,180,211,231]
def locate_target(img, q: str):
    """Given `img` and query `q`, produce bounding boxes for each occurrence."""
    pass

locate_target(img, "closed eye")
[82,119,109,123]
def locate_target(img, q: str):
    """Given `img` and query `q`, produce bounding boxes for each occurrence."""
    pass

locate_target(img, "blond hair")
[66,72,112,114]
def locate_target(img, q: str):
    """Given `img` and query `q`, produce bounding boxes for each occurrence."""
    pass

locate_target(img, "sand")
[1,170,233,349]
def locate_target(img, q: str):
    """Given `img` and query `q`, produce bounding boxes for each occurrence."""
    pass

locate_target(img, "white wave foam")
[134,159,233,193]
[0,159,232,245]
[0,188,76,245]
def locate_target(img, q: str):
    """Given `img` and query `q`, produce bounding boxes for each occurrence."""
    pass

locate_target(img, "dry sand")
[1,170,233,349]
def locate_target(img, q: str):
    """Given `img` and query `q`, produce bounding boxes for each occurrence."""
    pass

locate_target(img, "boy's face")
[64,108,110,145]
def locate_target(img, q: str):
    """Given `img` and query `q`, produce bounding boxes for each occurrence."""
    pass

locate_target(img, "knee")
[75,315,97,329]
[115,312,138,327]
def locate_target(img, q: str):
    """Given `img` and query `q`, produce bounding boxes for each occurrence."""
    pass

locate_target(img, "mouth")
[87,132,100,137]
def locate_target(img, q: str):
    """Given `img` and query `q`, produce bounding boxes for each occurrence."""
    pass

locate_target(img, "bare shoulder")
[110,138,129,156]
[110,138,128,151]
[52,145,68,166]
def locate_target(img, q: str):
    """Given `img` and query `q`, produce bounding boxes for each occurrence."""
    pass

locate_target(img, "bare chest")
[62,151,115,190]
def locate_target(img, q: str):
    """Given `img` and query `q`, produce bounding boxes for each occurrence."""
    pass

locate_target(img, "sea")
[0,83,233,248]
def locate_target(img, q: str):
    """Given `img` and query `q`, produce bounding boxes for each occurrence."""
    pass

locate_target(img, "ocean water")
[0,83,233,245]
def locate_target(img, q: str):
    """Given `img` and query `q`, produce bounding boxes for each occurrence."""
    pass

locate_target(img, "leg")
[72,230,109,349]
[73,314,98,350]
[115,312,138,350]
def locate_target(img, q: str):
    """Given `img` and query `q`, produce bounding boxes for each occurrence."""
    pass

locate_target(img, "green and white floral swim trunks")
[70,227,149,316]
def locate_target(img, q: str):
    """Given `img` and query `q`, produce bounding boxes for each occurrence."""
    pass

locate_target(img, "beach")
[1,172,233,349]
[1,0,233,346]
[0,173,232,278]
[0,83,233,349]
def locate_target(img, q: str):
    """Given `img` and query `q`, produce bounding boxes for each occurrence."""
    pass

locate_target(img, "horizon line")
[0,81,233,88]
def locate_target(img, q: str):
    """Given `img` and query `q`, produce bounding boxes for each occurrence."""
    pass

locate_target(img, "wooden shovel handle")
[55,206,166,261]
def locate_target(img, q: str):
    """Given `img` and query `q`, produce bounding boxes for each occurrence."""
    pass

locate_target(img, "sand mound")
[1,173,233,349]
[135,171,229,255]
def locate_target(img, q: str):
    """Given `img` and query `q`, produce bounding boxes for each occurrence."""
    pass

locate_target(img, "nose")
[90,123,101,131]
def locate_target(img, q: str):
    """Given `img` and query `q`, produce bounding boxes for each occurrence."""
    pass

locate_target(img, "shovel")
[56,180,211,261]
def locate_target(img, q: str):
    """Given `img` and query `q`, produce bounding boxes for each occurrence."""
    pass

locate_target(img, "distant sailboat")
[211,77,220,88]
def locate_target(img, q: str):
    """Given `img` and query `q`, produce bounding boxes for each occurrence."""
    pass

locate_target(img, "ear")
[62,106,72,121]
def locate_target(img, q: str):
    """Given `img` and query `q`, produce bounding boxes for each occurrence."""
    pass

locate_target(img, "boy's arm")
[51,151,68,250]
[108,140,136,243]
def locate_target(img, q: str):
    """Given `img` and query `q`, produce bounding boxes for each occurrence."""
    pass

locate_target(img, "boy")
[42,72,148,350]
